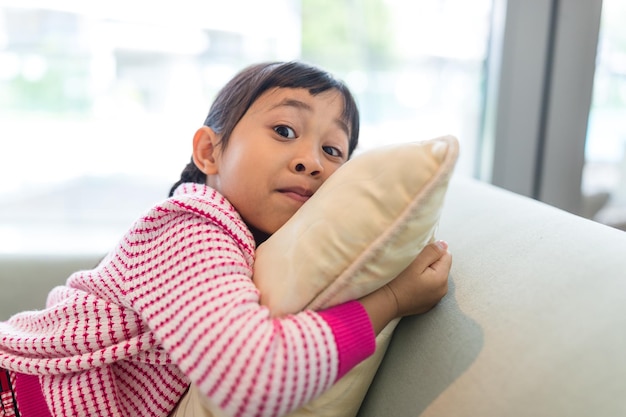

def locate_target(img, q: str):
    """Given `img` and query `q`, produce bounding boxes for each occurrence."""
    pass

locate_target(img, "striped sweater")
[0,183,375,417]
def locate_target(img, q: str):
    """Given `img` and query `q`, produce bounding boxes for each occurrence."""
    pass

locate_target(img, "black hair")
[168,61,360,197]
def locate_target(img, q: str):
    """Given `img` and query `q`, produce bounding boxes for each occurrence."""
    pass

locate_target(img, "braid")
[168,158,207,197]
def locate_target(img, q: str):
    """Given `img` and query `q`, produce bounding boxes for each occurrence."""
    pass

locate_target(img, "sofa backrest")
[358,177,626,417]
[0,255,100,320]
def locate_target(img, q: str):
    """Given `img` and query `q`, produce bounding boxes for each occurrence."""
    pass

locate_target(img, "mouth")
[278,186,314,203]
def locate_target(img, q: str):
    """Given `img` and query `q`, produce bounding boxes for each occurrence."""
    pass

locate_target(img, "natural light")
[1,1,496,254]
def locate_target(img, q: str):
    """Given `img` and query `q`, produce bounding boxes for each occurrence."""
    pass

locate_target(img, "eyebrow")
[270,98,350,138]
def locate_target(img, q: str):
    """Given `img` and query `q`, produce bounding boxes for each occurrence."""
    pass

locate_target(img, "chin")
[247,211,293,239]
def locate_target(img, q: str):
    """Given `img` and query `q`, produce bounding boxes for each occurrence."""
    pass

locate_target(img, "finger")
[428,251,453,273]
[413,240,448,272]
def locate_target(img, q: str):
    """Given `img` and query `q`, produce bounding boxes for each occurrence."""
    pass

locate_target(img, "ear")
[192,126,221,175]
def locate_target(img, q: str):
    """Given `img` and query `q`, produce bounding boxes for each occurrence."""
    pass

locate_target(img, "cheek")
[324,163,344,180]
[220,165,262,211]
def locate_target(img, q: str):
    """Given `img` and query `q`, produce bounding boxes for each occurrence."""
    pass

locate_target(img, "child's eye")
[274,125,296,139]
[323,146,343,158]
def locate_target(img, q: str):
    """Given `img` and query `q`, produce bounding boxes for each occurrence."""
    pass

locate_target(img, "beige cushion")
[255,135,459,316]
[172,135,459,417]
[170,385,226,417]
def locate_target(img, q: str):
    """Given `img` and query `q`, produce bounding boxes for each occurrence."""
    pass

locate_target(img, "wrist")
[359,285,398,335]
[382,284,401,318]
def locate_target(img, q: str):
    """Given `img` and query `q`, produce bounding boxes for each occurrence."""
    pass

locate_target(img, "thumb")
[412,240,449,273]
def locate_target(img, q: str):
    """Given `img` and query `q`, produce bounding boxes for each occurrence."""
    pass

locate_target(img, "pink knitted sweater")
[0,183,375,417]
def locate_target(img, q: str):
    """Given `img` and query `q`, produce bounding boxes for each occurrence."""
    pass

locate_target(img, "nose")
[290,149,323,177]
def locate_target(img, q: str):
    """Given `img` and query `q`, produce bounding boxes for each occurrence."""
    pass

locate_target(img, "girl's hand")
[385,240,451,318]
[360,241,452,334]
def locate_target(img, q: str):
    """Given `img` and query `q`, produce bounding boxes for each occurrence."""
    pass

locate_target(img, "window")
[583,0,626,230]
[301,0,493,178]
[0,1,300,254]
[0,0,493,255]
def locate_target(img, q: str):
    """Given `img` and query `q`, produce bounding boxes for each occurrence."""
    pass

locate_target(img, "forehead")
[249,87,345,116]
[244,87,350,139]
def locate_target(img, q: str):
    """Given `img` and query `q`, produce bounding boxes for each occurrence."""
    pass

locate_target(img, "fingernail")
[435,240,448,250]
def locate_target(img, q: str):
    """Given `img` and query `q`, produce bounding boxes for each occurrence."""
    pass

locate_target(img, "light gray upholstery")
[359,177,626,417]
[0,255,100,320]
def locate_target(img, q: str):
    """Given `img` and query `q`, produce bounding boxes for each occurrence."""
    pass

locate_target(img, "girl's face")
[195,87,350,235]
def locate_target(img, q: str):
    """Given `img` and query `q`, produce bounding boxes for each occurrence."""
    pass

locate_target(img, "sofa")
[2,176,625,417]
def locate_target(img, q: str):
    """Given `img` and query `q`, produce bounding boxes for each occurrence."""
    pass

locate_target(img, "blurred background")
[0,0,624,255]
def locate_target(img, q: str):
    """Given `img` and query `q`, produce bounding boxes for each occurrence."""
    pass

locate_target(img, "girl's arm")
[124,210,374,417]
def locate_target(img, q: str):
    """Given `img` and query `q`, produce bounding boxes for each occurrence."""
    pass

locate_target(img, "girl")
[0,61,451,417]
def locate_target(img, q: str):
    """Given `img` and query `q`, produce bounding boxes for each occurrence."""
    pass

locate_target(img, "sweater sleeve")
[317,301,376,379]
[121,196,376,417]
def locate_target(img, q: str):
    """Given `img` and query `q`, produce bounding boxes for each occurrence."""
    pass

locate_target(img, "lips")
[278,186,314,203]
